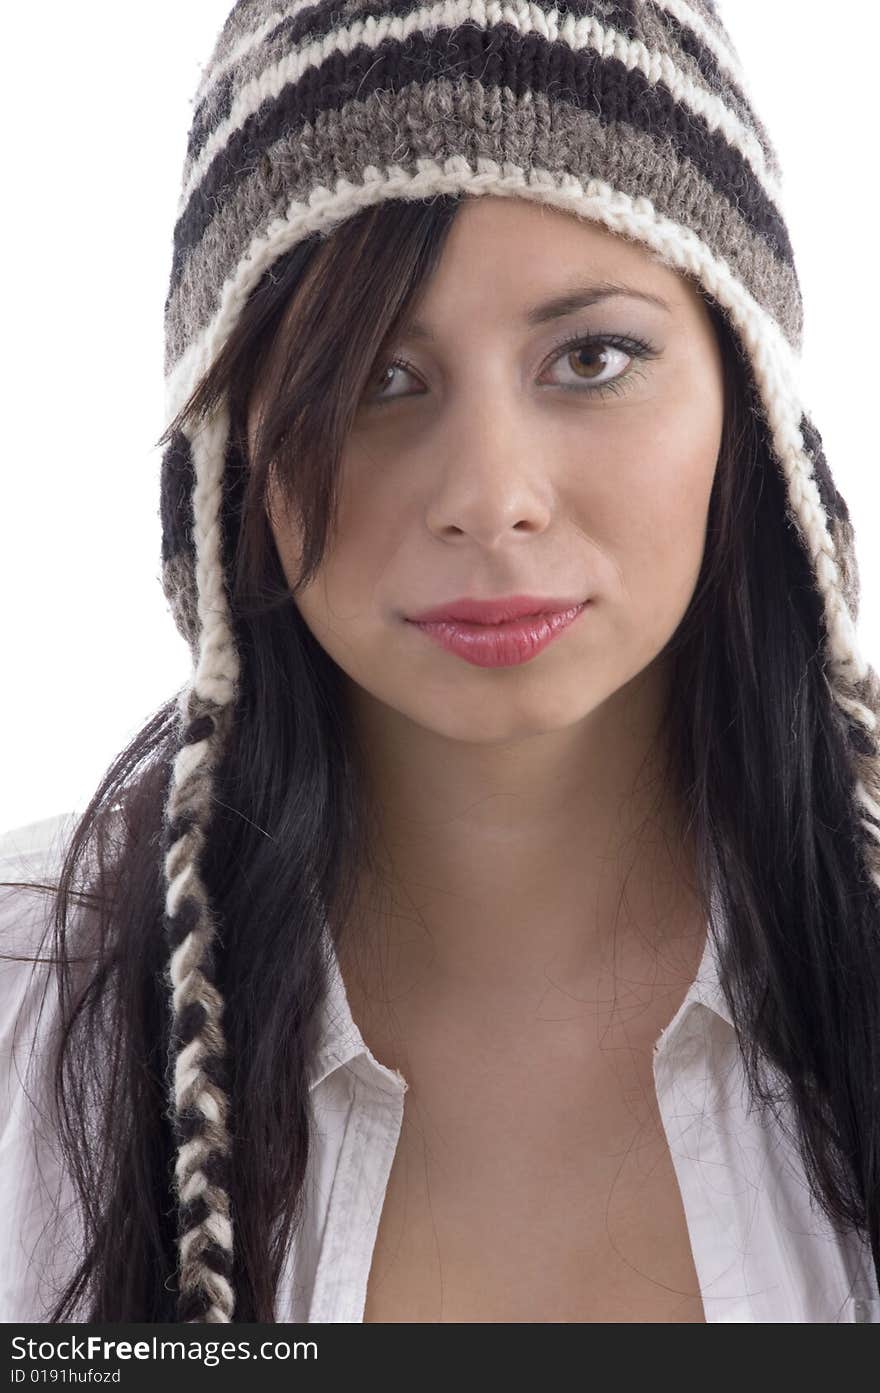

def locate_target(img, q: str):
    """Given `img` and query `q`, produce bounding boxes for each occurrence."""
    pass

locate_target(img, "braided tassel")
[162,703,236,1322]
[161,402,241,1321]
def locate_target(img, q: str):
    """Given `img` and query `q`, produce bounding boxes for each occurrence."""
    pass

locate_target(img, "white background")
[3,1,878,832]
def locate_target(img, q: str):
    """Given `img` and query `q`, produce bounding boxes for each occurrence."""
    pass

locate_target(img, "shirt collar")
[691,876,733,1026]
[308,928,410,1094]
[308,880,733,1093]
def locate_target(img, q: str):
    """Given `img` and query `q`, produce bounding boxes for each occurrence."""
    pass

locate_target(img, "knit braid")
[162,407,241,1323]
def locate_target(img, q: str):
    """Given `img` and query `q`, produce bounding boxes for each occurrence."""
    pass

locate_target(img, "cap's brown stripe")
[184,0,644,166]
[645,2,777,171]
[187,0,765,181]
[168,24,792,303]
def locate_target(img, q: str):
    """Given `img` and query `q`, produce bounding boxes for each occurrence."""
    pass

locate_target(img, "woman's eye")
[542,338,633,392]
[362,333,657,408]
[532,332,658,397]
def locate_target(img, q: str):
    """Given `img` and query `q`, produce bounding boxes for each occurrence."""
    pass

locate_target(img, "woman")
[2,0,880,1324]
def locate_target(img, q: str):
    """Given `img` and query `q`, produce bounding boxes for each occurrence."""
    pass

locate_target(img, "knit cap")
[158,0,879,1322]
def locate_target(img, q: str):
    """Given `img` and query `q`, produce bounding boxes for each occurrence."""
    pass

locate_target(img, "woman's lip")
[408,602,590,668]
[406,595,589,624]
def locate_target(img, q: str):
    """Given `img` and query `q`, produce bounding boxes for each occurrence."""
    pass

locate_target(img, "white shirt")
[2,811,879,1323]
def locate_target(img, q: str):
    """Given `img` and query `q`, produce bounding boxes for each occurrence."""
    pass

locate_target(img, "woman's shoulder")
[0,808,88,1323]
[0,810,79,1087]
[0,806,106,1129]
[1,808,78,886]
[0,806,75,969]
[0,808,79,880]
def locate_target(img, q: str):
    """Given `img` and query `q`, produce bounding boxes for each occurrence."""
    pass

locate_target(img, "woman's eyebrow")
[405,282,672,341]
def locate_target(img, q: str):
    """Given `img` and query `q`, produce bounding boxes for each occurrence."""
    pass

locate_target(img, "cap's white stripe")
[649,0,744,87]
[175,2,781,227]
[191,1,322,114]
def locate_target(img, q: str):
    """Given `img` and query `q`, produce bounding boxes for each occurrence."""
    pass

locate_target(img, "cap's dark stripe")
[651,4,773,162]
[800,414,843,527]
[186,0,642,162]
[159,430,196,566]
[189,70,235,163]
[654,6,729,97]
[170,24,791,300]
[599,1,641,32]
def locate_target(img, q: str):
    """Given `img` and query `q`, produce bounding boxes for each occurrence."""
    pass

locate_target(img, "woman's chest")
[361,1066,706,1323]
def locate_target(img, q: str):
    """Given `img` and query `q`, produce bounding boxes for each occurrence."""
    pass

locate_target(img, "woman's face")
[254,196,725,745]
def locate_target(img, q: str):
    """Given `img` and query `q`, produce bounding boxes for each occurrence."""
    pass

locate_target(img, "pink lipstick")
[406,595,590,668]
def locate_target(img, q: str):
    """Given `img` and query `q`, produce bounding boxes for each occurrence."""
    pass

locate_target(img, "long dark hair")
[4,193,879,1321]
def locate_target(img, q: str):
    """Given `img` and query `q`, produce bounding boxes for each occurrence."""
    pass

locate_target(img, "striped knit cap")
[158,0,879,1322]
